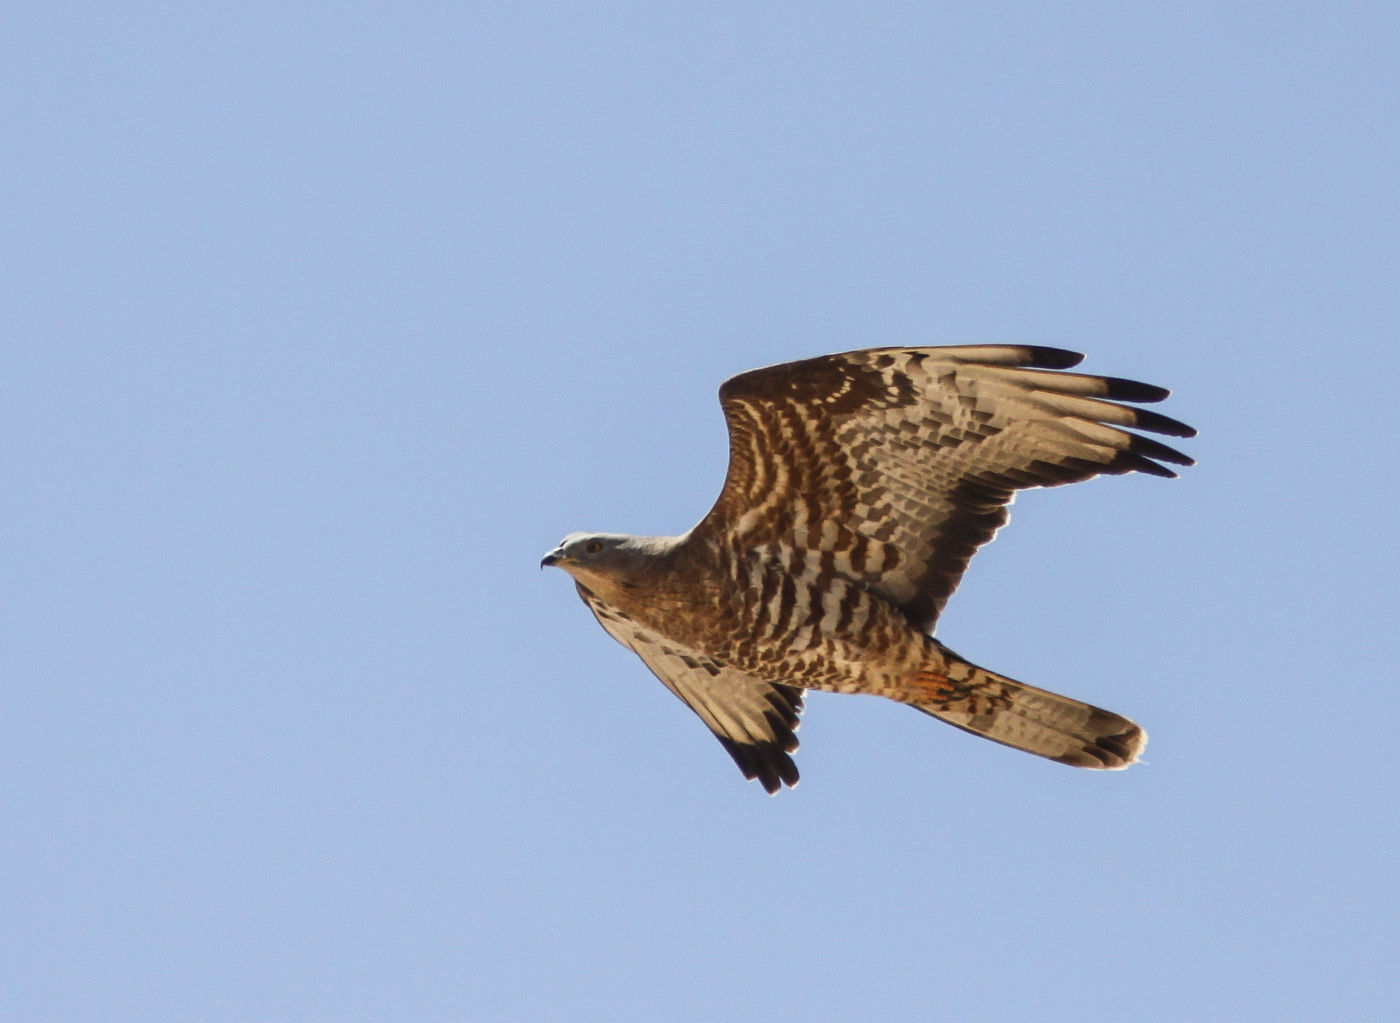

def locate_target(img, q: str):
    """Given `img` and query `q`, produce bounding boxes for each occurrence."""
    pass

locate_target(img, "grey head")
[540,532,674,589]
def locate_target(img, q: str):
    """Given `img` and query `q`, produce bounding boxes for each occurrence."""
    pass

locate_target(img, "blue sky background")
[4,4,1397,1020]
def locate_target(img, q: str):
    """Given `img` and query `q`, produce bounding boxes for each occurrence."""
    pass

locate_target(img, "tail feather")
[908,650,1146,769]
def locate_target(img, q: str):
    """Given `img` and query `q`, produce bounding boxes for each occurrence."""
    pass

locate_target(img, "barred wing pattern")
[697,345,1195,631]
[579,584,804,793]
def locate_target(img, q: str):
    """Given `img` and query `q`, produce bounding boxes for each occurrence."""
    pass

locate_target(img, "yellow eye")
[584,540,603,554]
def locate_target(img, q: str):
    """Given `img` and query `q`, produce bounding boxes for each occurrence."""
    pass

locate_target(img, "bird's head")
[540,532,674,594]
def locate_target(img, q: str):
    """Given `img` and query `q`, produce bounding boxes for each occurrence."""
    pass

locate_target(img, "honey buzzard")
[542,346,1194,793]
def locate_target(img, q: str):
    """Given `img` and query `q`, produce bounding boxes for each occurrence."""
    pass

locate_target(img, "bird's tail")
[897,645,1146,769]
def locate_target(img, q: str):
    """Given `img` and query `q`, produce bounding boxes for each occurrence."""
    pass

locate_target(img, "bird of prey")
[542,346,1194,793]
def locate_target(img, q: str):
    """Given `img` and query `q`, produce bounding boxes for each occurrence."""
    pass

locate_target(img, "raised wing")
[578,585,805,793]
[694,345,1195,632]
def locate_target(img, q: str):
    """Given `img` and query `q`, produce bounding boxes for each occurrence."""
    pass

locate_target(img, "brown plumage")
[542,345,1194,793]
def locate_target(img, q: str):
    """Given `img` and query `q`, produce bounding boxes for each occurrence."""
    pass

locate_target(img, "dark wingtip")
[1127,459,1178,479]
[753,748,799,794]
[1132,407,1198,438]
[1118,433,1195,478]
[1026,347,1085,369]
[717,736,800,795]
[1100,376,1170,403]
[1131,432,1194,467]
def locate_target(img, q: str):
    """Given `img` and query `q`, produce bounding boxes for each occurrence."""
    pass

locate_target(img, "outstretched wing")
[694,345,1195,632]
[578,585,804,793]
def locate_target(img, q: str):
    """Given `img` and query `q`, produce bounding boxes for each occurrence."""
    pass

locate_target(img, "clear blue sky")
[4,4,1396,1020]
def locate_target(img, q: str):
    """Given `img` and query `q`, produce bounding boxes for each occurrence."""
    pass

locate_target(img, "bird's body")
[543,345,1193,792]
[567,531,932,696]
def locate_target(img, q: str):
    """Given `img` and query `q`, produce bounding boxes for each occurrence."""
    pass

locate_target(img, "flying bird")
[542,346,1194,793]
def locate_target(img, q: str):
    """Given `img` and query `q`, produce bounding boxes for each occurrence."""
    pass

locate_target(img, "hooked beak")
[540,548,563,569]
